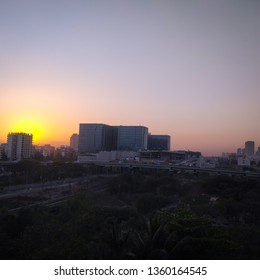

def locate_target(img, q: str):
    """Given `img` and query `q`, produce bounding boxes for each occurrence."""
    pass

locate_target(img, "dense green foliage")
[0,172,260,259]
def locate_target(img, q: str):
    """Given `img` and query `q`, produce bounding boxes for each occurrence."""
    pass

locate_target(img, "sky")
[0,0,260,156]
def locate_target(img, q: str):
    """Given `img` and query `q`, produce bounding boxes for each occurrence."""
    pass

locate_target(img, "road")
[0,177,89,200]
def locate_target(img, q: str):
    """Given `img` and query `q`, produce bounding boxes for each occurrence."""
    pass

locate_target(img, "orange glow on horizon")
[0,112,77,147]
[9,117,44,142]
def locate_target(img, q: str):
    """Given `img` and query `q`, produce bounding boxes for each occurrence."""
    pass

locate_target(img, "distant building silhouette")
[147,134,170,151]
[7,133,33,161]
[237,148,243,156]
[34,144,55,159]
[70,133,79,151]
[245,141,255,156]
[55,145,77,160]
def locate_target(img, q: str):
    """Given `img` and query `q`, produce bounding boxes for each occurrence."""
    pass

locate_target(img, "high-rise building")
[78,124,117,153]
[78,123,154,153]
[147,134,171,151]
[6,133,33,161]
[116,126,148,151]
[70,133,79,151]
[245,141,255,156]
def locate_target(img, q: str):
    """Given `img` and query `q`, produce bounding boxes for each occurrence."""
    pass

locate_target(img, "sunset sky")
[0,0,259,155]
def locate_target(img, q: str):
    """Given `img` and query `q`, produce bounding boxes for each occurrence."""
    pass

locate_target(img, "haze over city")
[1,0,260,156]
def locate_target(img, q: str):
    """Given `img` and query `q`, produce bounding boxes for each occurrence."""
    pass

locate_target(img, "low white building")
[237,156,251,167]
[78,150,139,163]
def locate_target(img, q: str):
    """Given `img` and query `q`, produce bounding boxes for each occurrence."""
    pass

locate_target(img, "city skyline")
[1,126,259,157]
[1,1,260,156]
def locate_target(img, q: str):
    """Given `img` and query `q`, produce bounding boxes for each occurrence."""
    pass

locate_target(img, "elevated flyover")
[94,162,260,178]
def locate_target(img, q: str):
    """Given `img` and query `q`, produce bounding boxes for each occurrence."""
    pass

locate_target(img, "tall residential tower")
[7,133,33,161]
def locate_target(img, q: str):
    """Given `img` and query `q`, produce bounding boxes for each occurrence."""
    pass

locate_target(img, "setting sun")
[9,117,45,143]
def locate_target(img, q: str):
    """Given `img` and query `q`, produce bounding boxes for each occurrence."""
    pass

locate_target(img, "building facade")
[6,133,33,161]
[79,123,149,153]
[78,124,117,153]
[147,134,171,151]
[116,126,148,151]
